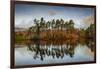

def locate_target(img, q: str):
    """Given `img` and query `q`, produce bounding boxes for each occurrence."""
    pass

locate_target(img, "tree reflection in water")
[15,39,95,61]
[26,40,77,61]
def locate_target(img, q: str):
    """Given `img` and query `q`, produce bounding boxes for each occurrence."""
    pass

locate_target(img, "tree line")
[28,17,75,32]
[15,17,95,41]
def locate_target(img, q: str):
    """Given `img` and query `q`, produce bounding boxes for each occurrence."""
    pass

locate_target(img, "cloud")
[81,15,94,28]
[48,11,57,16]
[15,18,34,28]
[83,15,94,24]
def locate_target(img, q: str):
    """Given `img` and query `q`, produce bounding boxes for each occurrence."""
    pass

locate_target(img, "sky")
[15,3,95,29]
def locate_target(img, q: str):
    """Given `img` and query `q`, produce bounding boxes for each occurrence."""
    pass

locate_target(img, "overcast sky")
[15,4,95,28]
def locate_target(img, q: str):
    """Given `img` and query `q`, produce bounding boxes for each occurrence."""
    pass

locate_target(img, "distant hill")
[15,27,28,32]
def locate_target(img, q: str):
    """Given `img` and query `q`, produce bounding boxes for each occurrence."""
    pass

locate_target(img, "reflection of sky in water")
[15,44,94,66]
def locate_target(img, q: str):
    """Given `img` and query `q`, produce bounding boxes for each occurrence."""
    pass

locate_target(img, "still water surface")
[15,40,94,66]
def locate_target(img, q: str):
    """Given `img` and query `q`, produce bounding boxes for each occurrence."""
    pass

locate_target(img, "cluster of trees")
[28,17,75,32]
[27,17,77,40]
[27,17,95,40]
[79,23,95,39]
[15,17,95,41]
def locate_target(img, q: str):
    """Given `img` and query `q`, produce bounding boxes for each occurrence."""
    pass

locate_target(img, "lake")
[15,40,95,66]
